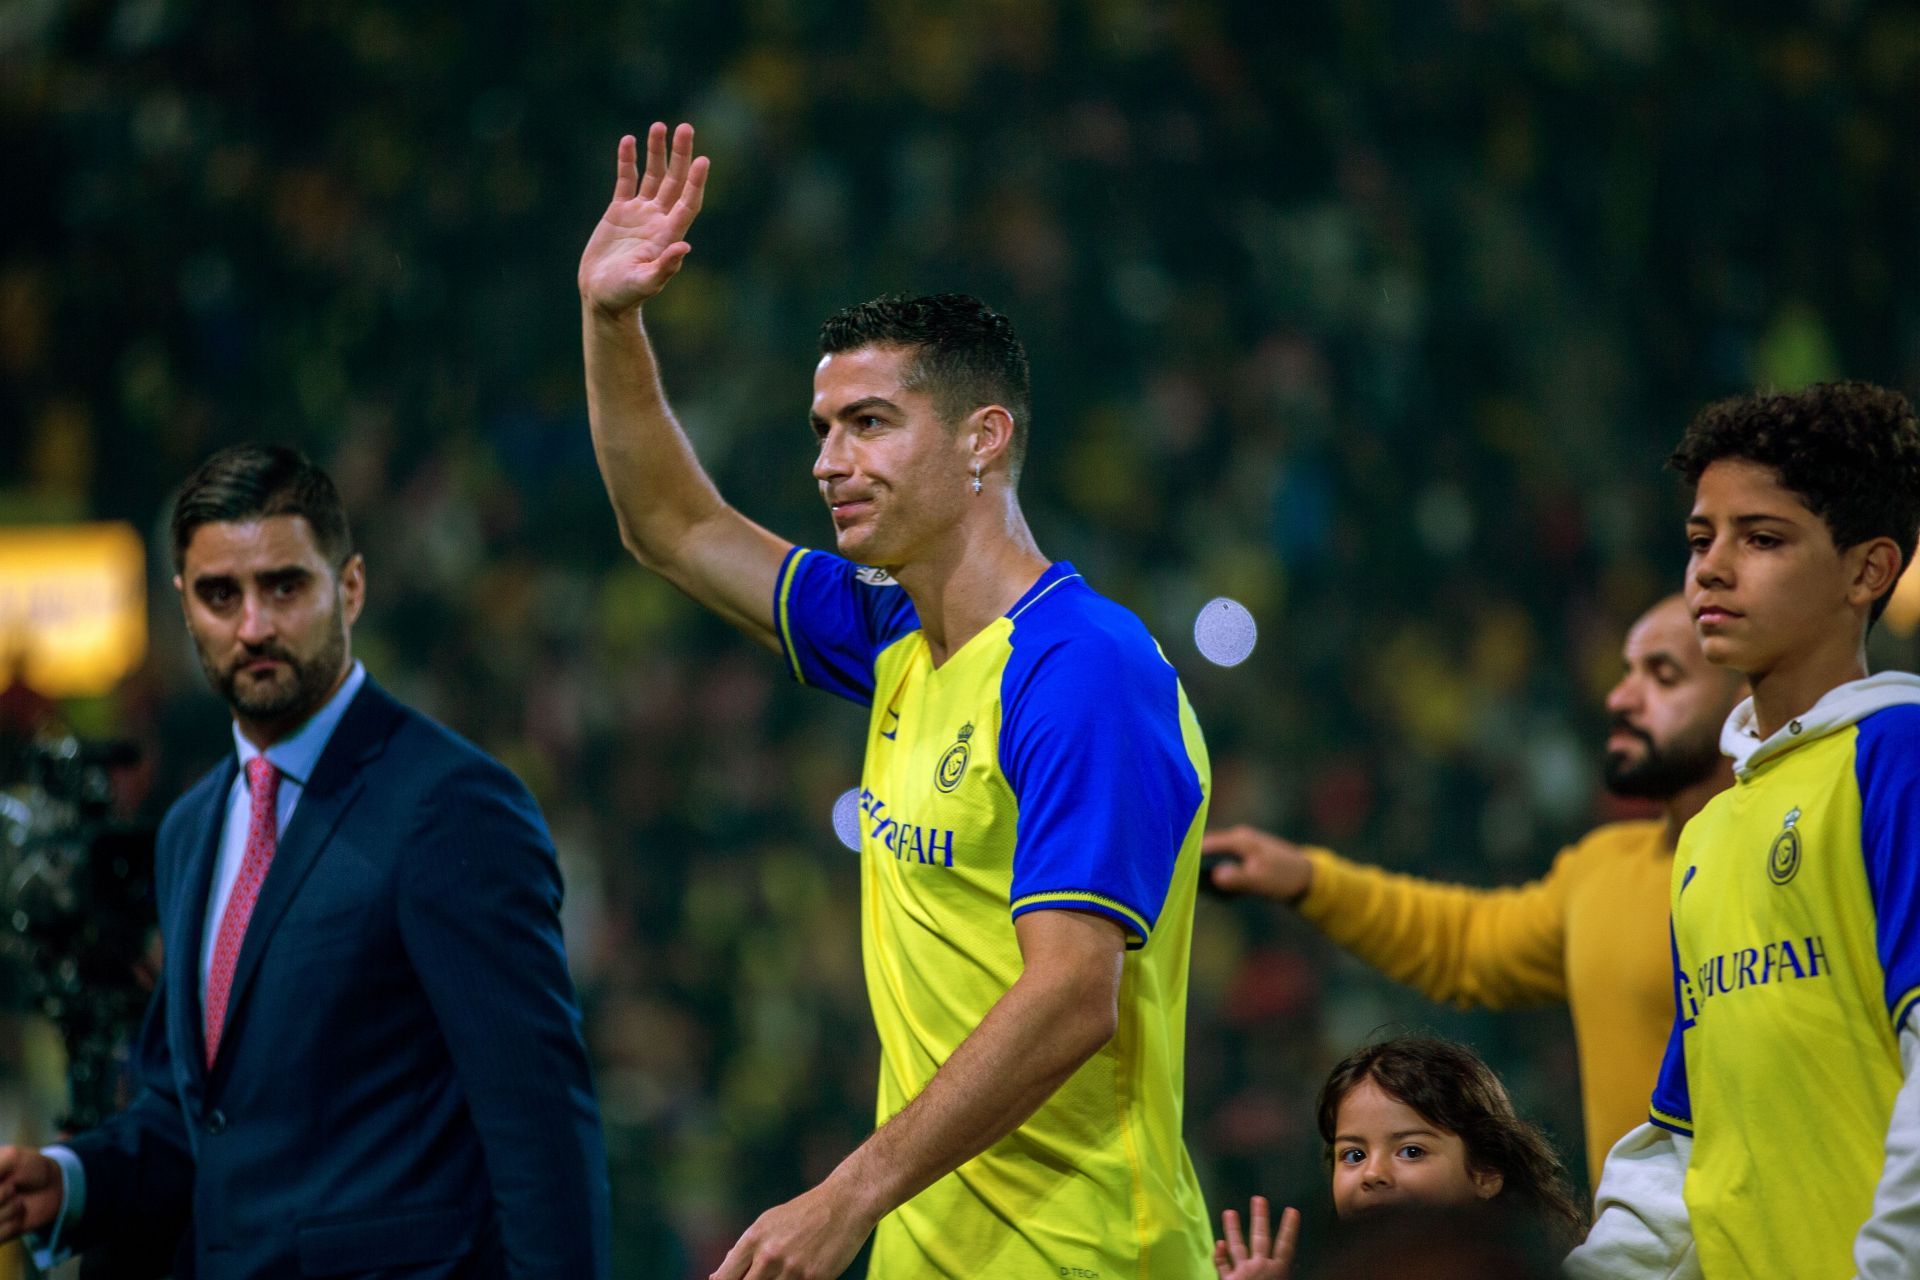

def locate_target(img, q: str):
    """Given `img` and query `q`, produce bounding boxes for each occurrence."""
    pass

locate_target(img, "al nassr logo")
[936,723,973,793]
[1767,807,1803,886]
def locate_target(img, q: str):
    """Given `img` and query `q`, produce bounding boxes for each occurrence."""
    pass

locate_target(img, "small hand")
[0,1146,64,1242]
[710,1179,877,1280]
[578,121,710,317]
[1214,1196,1301,1280]
[1201,825,1315,902]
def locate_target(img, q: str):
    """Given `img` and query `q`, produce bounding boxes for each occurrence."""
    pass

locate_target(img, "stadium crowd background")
[4,1,1920,1274]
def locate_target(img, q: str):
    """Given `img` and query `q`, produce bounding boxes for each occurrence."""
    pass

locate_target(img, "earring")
[970,464,983,495]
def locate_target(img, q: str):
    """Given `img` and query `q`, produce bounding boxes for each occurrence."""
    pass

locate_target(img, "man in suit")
[0,445,610,1278]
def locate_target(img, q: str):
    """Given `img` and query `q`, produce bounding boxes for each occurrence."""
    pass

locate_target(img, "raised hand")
[1202,825,1315,902]
[1214,1196,1301,1280]
[579,122,710,317]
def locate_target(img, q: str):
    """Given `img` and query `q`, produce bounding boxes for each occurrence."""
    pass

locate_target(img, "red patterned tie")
[204,756,279,1067]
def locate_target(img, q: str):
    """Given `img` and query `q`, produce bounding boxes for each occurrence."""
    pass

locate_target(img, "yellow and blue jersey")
[1651,702,1920,1278]
[775,549,1215,1279]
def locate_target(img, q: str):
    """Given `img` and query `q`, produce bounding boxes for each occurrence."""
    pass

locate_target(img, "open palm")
[579,121,709,315]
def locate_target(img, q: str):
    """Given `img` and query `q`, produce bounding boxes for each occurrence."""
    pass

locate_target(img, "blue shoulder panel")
[1649,921,1694,1134]
[1000,565,1203,949]
[773,547,921,707]
[1855,704,1920,1030]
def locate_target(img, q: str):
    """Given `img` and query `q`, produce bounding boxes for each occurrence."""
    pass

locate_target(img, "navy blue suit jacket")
[64,679,611,1278]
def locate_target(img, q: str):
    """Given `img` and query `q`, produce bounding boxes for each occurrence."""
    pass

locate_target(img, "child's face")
[1685,459,1874,677]
[1330,1080,1502,1219]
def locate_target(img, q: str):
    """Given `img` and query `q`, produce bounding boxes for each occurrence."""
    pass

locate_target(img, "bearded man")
[1206,595,1744,1187]
[0,445,609,1278]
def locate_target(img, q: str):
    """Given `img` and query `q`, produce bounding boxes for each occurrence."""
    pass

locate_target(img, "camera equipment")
[2,734,156,1131]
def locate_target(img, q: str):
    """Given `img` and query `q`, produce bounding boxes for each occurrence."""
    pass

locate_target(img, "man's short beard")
[200,600,348,730]
[1603,721,1723,801]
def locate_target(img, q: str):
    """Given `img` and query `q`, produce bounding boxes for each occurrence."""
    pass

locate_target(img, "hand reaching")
[1201,825,1315,902]
[579,122,710,317]
[1214,1196,1301,1280]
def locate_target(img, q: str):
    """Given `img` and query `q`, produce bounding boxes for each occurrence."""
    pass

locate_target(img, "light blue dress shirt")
[34,662,367,1269]
[199,661,366,1001]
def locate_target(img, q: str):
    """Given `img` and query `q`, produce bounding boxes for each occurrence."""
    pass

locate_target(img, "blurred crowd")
[5,0,1920,1273]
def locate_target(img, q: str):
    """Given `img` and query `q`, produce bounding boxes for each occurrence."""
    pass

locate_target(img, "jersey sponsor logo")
[1767,806,1803,886]
[880,706,901,741]
[857,788,957,867]
[935,722,973,793]
[1684,934,1830,1017]
[854,565,898,586]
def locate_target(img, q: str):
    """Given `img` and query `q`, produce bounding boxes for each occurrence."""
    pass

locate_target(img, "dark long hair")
[1315,1035,1586,1248]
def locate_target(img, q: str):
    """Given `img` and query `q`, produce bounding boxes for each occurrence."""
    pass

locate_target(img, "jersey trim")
[1896,985,1920,1034]
[1008,571,1084,621]
[774,546,807,684]
[1011,890,1151,948]
[1649,1107,1693,1136]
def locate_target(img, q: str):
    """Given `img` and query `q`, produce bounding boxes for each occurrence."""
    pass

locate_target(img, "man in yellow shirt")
[1204,594,1742,1186]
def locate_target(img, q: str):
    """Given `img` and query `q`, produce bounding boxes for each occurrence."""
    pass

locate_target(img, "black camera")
[3,734,157,1130]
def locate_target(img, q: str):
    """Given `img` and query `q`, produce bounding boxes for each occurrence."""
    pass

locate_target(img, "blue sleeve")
[1001,614,1205,950]
[1649,916,1694,1134]
[59,976,195,1255]
[398,758,611,1277]
[772,547,921,706]
[1856,705,1920,1031]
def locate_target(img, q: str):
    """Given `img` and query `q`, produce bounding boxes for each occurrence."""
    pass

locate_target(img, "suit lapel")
[207,681,401,1080]
[171,758,236,1090]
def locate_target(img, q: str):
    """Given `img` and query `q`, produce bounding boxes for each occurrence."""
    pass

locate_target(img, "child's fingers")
[1250,1195,1271,1256]
[1222,1207,1249,1264]
[1274,1206,1303,1267]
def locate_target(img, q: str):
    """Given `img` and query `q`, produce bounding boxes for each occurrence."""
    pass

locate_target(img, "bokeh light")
[831,786,863,851]
[1194,597,1258,667]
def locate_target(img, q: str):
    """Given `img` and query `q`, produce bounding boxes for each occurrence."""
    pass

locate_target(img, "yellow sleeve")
[1295,845,1575,1009]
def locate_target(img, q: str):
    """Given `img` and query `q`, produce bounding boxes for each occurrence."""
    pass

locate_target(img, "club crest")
[1768,807,1803,886]
[936,723,973,793]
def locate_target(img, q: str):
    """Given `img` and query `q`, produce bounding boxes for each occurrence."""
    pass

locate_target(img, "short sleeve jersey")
[776,549,1215,1278]
[1650,705,1920,1278]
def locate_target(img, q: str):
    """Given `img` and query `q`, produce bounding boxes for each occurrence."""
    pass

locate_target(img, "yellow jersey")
[776,551,1215,1279]
[1653,699,1920,1277]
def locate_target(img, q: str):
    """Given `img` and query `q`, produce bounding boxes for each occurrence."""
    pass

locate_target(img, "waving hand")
[579,122,709,316]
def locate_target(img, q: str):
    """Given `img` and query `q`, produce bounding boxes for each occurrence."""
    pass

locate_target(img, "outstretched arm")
[711,909,1126,1280]
[1204,825,1570,1009]
[579,122,792,650]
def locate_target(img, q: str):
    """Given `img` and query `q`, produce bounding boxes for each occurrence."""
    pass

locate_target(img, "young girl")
[1215,1035,1585,1278]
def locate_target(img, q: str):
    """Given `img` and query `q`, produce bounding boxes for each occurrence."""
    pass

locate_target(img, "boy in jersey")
[1568,382,1920,1279]
[577,125,1215,1277]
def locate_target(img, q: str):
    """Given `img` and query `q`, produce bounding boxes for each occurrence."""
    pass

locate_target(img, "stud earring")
[971,464,983,495]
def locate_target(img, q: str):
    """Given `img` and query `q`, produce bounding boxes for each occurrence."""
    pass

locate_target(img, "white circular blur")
[1194,597,1258,667]
[831,786,863,852]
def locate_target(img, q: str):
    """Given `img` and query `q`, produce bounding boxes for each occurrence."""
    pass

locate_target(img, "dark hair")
[171,445,353,573]
[1316,1036,1586,1250]
[1669,381,1920,622]
[818,293,1032,474]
